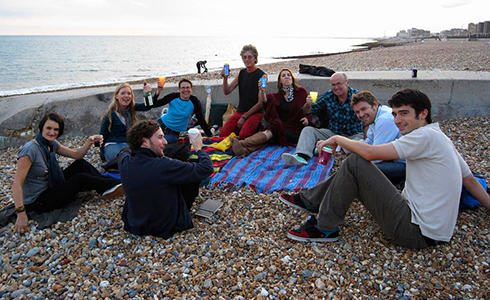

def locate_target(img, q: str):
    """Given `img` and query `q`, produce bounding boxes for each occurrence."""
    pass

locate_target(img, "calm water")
[0,36,373,96]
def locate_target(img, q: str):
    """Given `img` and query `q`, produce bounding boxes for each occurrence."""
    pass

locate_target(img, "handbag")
[222,102,237,125]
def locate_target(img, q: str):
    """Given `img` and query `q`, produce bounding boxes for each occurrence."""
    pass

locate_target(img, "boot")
[231,132,268,157]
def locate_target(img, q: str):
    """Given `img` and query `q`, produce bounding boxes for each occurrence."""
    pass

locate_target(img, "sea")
[0,35,374,97]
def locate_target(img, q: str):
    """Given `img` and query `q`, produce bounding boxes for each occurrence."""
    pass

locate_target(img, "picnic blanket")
[189,137,234,180]
[208,145,334,194]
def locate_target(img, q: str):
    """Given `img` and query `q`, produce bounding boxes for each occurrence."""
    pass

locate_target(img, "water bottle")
[143,82,153,106]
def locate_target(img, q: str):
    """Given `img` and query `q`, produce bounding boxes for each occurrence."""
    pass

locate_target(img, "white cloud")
[0,0,489,37]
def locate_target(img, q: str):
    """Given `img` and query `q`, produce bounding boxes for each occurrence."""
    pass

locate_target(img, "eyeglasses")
[179,86,192,90]
[331,81,346,88]
[242,55,254,60]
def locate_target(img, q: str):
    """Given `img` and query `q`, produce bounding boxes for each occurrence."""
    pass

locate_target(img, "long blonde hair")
[101,83,138,131]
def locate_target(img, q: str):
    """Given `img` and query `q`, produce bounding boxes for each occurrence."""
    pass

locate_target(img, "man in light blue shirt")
[351,91,406,184]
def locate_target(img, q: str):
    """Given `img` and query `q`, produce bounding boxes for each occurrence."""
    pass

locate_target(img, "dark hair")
[178,78,193,88]
[388,88,432,124]
[127,120,160,150]
[240,44,259,64]
[276,68,300,94]
[351,91,379,107]
[38,113,65,138]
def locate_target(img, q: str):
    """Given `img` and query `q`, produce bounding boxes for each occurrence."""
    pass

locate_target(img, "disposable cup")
[188,128,200,139]
[318,146,332,165]
[310,91,318,103]
[158,77,166,87]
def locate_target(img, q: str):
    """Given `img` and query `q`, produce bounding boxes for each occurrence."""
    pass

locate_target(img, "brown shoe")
[102,183,125,200]
[230,136,247,157]
[232,132,269,158]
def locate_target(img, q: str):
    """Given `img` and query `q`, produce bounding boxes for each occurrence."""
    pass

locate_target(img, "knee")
[301,126,316,135]
[345,153,371,167]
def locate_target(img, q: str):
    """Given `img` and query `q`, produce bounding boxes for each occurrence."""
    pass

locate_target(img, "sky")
[0,0,489,38]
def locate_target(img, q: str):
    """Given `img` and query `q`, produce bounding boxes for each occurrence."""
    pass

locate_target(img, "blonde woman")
[99,83,149,161]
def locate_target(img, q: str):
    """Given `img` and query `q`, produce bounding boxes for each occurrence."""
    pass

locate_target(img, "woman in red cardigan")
[231,68,313,157]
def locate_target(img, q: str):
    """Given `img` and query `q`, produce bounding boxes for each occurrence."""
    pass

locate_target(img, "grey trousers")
[299,154,431,249]
[294,126,363,158]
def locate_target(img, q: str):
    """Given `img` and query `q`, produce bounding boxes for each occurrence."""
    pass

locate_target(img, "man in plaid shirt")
[283,72,365,166]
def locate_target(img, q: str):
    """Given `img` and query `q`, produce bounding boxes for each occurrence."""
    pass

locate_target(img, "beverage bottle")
[318,146,333,165]
[143,81,153,106]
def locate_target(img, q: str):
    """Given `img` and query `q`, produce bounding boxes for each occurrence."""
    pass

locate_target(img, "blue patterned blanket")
[208,145,334,194]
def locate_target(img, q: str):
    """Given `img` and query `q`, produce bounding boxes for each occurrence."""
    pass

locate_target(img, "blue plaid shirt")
[311,87,364,136]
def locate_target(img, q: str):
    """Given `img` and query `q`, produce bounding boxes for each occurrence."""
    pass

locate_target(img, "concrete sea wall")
[0,71,489,144]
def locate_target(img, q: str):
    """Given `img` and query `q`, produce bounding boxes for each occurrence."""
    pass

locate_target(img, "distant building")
[408,28,431,38]
[441,28,469,37]
[396,28,430,39]
[468,23,477,34]
[484,21,490,34]
[468,21,490,37]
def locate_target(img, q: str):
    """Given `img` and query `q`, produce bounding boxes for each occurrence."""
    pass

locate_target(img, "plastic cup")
[310,91,318,103]
[318,146,333,165]
[158,77,166,87]
[188,128,200,139]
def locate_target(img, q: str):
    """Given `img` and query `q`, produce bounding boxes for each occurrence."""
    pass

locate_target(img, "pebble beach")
[0,39,489,299]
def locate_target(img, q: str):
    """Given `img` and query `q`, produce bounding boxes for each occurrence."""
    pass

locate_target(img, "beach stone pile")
[0,115,488,299]
[0,39,489,299]
[165,39,490,84]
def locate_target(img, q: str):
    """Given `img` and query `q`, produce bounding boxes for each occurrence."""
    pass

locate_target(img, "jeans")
[299,154,431,249]
[104,143,129,162]
[375,160,406,184]
[162,130,179,144]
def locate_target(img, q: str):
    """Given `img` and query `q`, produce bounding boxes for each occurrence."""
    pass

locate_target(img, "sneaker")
[278,193,318,213]
[313,147,319,156]
[282,153,308,166]
[102,183,124,199]
[287,215,339,242]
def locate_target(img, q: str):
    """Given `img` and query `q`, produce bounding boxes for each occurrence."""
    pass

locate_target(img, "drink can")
[411,69,418,78]
[260,77,267,88]
[318,146,333,165]
[224,64,230,76]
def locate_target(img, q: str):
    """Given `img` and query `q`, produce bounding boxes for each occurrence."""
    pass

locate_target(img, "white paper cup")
[188,128,200,139]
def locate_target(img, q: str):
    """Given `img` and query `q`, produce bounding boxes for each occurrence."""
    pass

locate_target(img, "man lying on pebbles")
[280,88,490,248]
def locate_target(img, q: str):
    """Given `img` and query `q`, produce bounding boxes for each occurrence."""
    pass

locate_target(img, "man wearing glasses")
[220,44,265,140]
[283,72,365,166]
[149,78,212,144]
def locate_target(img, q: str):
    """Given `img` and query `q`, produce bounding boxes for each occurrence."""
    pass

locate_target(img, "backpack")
[460,172,487,210]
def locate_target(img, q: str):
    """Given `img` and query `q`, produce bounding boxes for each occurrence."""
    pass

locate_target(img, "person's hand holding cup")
[91,134,103,147]
[188,128,203,151]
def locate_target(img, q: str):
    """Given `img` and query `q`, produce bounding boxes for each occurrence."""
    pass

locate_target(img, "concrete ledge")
[1,71,489,139]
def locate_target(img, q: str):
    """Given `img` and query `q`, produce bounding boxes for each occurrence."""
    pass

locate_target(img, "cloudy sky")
[0,0,489,37]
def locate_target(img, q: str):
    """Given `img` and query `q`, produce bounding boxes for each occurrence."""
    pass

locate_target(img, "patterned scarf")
[282,85,295,102]
[35,133,66,189]
[121,108,133,128]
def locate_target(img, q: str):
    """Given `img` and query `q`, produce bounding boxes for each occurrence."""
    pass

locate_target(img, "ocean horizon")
[0,35,374,97]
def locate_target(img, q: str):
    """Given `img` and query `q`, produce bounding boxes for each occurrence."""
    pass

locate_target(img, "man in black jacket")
[118,120,213,239]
